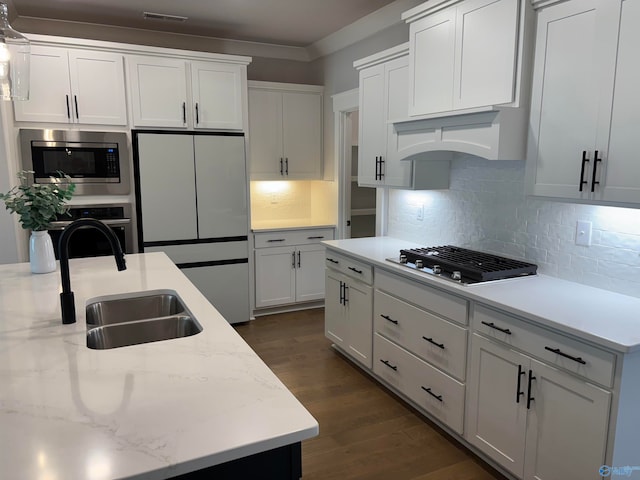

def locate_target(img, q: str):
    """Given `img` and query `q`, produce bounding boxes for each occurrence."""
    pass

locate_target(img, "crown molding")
[306,0,425,60]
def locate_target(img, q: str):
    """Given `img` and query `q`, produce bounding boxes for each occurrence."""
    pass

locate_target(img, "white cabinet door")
[453,0,519,110]
[358,64,385,186]
[295,244,326,303]
[248,83,323,180]
[191,61,243,130]
[325,270,346,347]
[193,135,248,239]
[383,55,412,188]
[128,56,188,128]
[68,50,127,125]
[136,133,198,242]
[598,0,640,204]
[248,88,283,179]
[466,334,528,477]
[13,45,71,123]
[408,8,456,115]
[345,279,373,369]
[527,0,604,199]
[523,359,610,480]
[254,246,296,308]
[282,91,322,179]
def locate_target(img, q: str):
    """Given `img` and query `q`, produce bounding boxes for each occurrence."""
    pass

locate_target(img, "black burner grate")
[400,245,537,282]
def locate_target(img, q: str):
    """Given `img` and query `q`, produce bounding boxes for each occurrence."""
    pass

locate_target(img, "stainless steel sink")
[85,290,203,349]
[86,291,187,326]
[87,315,203,350]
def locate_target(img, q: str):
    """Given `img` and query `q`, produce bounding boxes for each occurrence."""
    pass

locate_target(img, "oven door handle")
[48,218,131,230]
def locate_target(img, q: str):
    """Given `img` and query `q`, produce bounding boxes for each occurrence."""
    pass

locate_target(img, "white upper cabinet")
[128,56,245,130]
[128,56,189,129]
[405,0,524,117]
[355,45,450,189]
[526,0,640,205]
[14,45,127,125]
[248,81,323,180]
[190,61,244,130]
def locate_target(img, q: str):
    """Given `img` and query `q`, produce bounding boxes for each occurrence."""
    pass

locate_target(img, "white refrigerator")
[134,132,250,324]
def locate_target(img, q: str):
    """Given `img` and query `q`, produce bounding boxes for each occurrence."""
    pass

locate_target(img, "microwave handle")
[48,218,131,231]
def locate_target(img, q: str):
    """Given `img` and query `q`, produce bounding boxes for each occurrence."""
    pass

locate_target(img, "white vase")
[29,230,57,274]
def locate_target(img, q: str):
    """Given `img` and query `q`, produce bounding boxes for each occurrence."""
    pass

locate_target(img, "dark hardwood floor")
[234,308,508,480]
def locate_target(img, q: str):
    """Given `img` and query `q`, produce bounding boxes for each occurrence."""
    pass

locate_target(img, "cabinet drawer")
[376,269,468,325]
[374,333,465,434]
[254,228,334,248]
[374,290,467,381]
[473,305,615,388]
[288,228,334,245]
[325,251,373,285]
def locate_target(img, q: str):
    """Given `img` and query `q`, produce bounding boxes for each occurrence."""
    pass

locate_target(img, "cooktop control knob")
[451,271,462,281]
[399,254,407,264]
[415,259,423,269]
[432,265,442,274]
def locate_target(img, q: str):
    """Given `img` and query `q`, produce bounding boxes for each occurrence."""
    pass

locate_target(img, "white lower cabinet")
[254,228,334,309]
[467,333,611,480]
[374,333,465,434]
[324,253,374,369]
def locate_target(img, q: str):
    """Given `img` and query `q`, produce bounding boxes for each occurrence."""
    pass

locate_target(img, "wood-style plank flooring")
[234,308,508,480]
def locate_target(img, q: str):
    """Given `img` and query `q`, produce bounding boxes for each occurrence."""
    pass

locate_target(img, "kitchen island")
[0,252,318,479]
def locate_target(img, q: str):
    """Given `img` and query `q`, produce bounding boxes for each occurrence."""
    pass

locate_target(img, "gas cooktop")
[387,245,538,285]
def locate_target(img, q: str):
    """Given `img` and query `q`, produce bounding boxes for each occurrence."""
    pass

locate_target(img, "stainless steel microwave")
[19,129,130,195]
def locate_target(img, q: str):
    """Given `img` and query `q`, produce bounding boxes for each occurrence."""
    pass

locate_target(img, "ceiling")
[10,0,399,48]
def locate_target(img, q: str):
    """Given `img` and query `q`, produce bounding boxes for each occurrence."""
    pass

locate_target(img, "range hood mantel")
[390,105,528,162]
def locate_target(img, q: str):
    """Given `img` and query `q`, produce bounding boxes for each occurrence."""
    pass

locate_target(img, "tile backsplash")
[387,155,640,298]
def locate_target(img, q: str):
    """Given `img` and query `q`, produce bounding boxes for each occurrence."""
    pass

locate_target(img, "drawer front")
[376,269,468,325]
[324,250,373,285]
[254,228,334,248]
[374,333,465,434]
[473,305,615,388]
[288,228,335,245]
[374,290,467,381]
[254,231,297,248]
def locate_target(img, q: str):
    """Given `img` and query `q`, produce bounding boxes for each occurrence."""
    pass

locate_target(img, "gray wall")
[313,23,410,180]
[0,110,19,264]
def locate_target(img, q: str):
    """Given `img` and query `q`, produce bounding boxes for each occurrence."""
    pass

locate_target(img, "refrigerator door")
[194,135,249,239]
[137,133,198,242]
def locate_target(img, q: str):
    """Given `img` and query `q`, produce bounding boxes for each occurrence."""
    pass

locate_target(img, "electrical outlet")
[417,204,424,221]
[575,220,592,246]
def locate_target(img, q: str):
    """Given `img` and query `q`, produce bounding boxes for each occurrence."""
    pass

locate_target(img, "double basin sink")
[85,290,203,350]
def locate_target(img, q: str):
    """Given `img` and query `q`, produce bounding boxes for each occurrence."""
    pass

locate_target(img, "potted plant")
[0,170,75,273]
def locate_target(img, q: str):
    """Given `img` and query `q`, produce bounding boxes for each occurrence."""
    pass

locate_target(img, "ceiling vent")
[143,12,188,22]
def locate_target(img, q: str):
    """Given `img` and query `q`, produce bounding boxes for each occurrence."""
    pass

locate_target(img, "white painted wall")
[387,155,640,298]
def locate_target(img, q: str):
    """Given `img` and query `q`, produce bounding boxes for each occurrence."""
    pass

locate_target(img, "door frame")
[332,88,387,240]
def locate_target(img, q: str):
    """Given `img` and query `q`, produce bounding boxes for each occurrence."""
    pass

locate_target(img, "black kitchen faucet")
[58,218,127,324]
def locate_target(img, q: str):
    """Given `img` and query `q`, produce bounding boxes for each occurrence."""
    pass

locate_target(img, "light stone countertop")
[251,221,336,232]
[324,236,640,353]
[0,252,318,480]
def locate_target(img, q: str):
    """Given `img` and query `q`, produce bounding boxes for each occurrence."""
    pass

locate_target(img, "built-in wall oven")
[19,129,130,195]
[48,204,135,259]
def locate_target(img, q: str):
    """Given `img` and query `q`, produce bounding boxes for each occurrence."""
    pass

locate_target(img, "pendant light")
[0,2,30,101]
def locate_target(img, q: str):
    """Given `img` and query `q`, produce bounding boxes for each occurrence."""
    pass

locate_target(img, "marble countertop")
[324,237,640,353]
[0,252,318,479]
